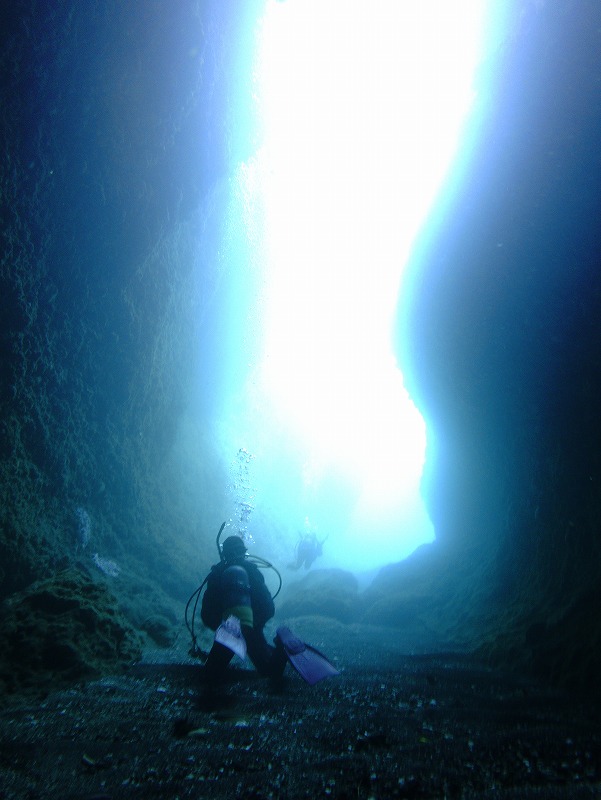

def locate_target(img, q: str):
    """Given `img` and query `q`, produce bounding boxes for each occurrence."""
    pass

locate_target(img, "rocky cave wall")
[0,1,250,620]
[390,0,601,693]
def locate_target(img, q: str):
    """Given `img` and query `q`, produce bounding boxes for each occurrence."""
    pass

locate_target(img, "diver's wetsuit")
[201,557,284,679]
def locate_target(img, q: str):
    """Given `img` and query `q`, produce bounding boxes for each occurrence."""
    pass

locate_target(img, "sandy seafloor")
[1,617,600,799]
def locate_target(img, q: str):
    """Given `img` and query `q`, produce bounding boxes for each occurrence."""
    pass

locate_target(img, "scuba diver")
[201,534,284,680]
[288,532,325,570]
[185,524,339,686]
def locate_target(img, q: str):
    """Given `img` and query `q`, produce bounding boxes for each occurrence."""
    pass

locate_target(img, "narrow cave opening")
[202,0,513,575]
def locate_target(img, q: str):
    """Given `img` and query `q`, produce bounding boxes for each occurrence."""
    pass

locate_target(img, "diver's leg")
[203,640,234,681]
[243,626,286,678]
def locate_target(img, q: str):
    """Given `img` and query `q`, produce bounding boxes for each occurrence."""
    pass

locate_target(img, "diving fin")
[275,626,339,686]
[215,615,247,660]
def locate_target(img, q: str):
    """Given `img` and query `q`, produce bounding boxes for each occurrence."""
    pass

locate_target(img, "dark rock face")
[387,1,601,694]
[0,569,142,696]
[139,613,178,648]
[0,0,230,612]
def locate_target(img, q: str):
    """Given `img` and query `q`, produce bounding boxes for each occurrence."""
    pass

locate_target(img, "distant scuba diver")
[288,532,325,571]
[185,524,339,686]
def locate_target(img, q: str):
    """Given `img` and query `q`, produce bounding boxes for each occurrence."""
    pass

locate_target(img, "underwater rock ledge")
[0,568,142,698]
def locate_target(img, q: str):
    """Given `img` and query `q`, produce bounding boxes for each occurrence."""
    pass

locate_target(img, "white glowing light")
[232,0,493,567]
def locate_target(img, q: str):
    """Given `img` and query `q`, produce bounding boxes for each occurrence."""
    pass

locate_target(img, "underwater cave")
[2,1,601,797]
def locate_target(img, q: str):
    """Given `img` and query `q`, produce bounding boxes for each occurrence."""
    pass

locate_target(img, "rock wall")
[0,568,142,696]
[389,0,601,693]
[0,1,235,617]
